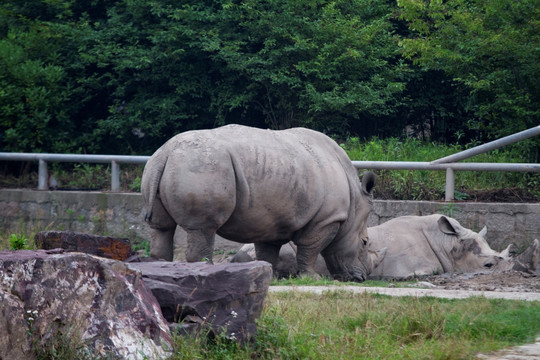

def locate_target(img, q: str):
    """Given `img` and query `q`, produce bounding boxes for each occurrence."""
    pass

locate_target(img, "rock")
[127,260,273,343]
[34,231,133,261]
[0,249,171,359]
[0,290,34,359]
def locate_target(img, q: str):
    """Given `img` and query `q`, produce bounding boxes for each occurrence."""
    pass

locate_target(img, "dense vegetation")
[1,0,539,159]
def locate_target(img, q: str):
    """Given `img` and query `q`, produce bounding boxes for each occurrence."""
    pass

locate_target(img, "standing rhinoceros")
[368,214,514,279]
[141,124,376,282]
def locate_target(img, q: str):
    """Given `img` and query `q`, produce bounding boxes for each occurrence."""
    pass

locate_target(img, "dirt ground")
[269,270,540,302]
[420,270,540,294]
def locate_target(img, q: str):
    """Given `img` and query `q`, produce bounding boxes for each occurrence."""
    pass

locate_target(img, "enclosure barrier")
[0,126,539,200]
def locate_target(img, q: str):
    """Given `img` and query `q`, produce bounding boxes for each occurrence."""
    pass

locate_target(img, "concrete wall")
[1,189,539,254]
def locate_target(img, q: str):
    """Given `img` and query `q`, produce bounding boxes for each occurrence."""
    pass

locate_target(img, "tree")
[397,0,540,142]
[0,3,72,153]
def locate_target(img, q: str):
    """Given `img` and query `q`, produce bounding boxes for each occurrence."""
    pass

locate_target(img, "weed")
[131,238,150,257]
[440,202,462,217]
[129,176,142,192]
[9,233,29,250]
[342,137,539,201]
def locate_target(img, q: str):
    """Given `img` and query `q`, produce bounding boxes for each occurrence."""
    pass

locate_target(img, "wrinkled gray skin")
[141,124,376,282]
[367,214,515,279]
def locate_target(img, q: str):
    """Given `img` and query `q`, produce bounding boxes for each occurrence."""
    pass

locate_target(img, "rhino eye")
[362,239,368,246]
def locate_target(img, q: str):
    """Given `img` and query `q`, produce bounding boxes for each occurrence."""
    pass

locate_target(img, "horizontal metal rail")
[1,152,538,200]
[353,161,540,201]
[432,125,540,164]
[352,161,540,172]
[0,153,150,164]
[1,125,538,199]
[0,152,150,192]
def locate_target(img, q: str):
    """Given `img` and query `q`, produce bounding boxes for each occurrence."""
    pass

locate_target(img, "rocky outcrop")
[0,242,274,358]
[34,231,133,261]
[0,249,171,360]
[127,259,273,343]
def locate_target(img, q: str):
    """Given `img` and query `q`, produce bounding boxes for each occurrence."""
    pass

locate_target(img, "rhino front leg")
[185,228,216,263]
[150,228,175,261]
[296,223,340,279]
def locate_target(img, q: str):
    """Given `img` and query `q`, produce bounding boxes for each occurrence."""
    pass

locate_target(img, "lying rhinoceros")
[231,214,521,280]
[367,214,515,279]
[141,124,376,282]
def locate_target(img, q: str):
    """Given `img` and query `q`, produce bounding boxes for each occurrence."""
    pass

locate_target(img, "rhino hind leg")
[185,228,217,263]
[150,228,175,261]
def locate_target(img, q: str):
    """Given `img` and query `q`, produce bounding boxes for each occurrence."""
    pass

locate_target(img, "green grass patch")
[171,291,540,360]
[271,276,414,288]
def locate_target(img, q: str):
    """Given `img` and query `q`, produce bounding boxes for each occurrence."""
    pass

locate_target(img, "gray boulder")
[0,249,172,360]
[127,260,273,343]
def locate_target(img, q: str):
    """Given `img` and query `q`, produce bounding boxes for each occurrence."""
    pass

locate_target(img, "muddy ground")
[213,249,540,294]
[421,269,540,293]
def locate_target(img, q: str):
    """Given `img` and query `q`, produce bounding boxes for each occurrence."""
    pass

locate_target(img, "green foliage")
[0,0,408,155]
[342,136,539,200]
[397,0,540,143]
[9,233,29,250]
[0,0,537,161]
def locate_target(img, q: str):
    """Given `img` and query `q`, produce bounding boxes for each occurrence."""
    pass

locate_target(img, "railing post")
[111,160,120,192]
[445,168,455,201]
[38,159,48,190]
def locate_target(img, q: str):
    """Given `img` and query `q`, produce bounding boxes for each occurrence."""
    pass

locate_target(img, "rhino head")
[438,216,505,271]
[322,172,377,282]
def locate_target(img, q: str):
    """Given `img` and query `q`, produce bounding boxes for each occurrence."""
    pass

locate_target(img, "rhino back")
[159,125,356,243]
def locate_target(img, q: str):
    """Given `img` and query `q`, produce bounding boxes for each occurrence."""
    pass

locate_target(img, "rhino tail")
[142,147,169,224]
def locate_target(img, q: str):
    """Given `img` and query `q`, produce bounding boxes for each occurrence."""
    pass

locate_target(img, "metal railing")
[0,153,149,192]
[353,125,540,200]
[0,125,539,200]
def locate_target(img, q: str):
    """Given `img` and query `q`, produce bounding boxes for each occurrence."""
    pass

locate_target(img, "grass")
[270,275,416,288]
[170,290,540,360]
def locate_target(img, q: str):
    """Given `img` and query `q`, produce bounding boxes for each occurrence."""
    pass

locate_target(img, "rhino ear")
[437,216,458,236]
[479,226,487,238]
[361,171,377,195]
